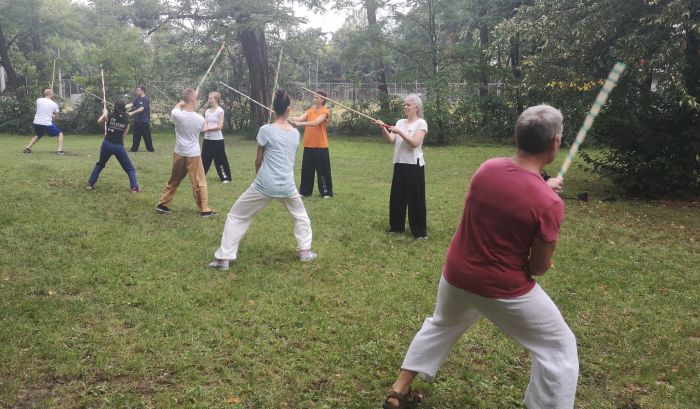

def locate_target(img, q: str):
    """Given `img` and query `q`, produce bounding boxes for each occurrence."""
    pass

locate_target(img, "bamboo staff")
[268,48,283,123]
[151,83,176,104]
[557,62,626,178]
[196,42,226,93]
[82,89,113,107]
[219,81,274,113]
[50,59,56,91]
[100,65,107,132]
[301,87,389,128]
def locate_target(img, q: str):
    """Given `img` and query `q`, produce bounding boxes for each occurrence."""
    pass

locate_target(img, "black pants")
[131,122,154,152]
[202,139,232,182]
[299,147,333,197]
[389,163,427,237]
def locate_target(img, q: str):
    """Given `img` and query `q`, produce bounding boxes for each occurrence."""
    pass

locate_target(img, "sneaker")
[131,187,141,193]
[156,204,173,214]
[299,249,317,262]
[222,180,230,184]
[23,148,31,154]
[200,210,218,218]
[86,183,94,191]
[323,195,332,199]
[56,150,65,155]
[415,236,428,241]
[208,259,230,271]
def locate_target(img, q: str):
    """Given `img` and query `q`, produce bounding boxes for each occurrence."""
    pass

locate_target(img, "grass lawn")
[0,132,697,408]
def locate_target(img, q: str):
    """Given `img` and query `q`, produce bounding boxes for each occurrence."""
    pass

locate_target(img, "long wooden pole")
[100,65,107,132]
[219,81,274,113]
[82,90,113,107]
[50,59,56,91]
[151,83,176,104]
[557,62,626,178]
[196,42,226,93]
[301,87,388,128]
[268,48,283,123]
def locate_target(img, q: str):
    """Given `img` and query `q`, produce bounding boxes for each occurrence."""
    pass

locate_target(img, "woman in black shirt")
[86,100,140,192]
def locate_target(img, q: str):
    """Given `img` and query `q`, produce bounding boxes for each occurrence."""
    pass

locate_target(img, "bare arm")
[375,120,396,143]
[288,112,308,122]
[97,108,108,125]
[546,176,564,194]
[293,113,327,127]
[128,106,144,117]
[527,238,557,276]
[255,145,264,174]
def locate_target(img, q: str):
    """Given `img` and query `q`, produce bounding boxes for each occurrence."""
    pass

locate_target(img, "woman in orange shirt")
[289,90,333,198]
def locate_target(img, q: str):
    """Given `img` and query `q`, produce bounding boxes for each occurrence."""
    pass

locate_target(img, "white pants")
[402,276,579,409]
[214,186,312,260]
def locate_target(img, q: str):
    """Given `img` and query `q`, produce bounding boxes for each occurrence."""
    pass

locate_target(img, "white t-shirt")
[204,106,224,140]
[171,108,205,157]
[33,98,59,126]
[392,118,428,166]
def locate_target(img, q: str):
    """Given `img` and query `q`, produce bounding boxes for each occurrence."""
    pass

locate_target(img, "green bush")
[0,94,35,134]
[582,79,700,198]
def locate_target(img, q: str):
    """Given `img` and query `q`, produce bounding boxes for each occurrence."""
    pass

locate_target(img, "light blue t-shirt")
[252,124,300,197]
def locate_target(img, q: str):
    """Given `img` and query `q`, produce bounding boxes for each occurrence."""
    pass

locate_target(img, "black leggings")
[389,163,426,237]
[202,139,232,182]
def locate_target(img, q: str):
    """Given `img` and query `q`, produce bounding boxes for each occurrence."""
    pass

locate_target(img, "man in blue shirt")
[128,84,154,152]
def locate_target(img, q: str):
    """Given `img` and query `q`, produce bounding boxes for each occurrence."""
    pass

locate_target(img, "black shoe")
[23,148,31,154]
[130,149,138,152]
[156,204,173,213]
[200,210,217,218]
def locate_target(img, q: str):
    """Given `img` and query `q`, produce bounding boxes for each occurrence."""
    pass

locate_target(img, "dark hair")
[515,105,563,154]
[316,90,327,106]
[113,99,127,117]
[138,84,146,93]
[273,89,291,115]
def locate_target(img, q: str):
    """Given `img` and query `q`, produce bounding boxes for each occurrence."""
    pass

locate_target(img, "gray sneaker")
[208,259,230,270]
[299,250,317,262]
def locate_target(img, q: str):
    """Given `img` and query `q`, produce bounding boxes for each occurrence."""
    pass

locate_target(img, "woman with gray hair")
[376,94,429,239]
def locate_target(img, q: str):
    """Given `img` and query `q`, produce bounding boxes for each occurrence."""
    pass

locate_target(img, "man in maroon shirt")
[382,105,578,409]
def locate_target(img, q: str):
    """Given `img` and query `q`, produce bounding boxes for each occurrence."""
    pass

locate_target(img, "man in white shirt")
[155,87,216,217]
[23,89,65,155]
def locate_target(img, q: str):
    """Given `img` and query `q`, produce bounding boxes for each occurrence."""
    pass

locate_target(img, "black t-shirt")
[131,96,150,123]
[104,113,130,144]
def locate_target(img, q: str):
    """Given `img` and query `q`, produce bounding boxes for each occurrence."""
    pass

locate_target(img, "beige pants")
[158,154,211,212]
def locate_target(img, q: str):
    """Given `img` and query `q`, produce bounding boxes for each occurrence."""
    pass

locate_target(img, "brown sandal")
[382,389,422,409]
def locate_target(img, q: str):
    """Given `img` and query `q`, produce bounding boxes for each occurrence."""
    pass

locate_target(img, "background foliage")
[1,0,697,196]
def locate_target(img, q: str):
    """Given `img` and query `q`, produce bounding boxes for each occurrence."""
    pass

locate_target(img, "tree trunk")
[478,0,489,97]
[685,1,700,100]
[365,0,389,112]
[238,26,269,127]
[428,0,439,75]
[0,23,21,91]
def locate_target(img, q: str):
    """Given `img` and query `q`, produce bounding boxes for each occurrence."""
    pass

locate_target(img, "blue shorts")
[33,123,62,138]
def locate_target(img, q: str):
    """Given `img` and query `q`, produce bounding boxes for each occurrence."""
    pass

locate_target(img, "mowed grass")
[0,132,697,409]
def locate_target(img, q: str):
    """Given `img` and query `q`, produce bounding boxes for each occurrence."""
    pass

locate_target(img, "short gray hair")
[405,93,424,118]
[515,105,563,154]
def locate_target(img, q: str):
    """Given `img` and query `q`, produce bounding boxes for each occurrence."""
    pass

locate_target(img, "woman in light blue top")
[209,90,317,270]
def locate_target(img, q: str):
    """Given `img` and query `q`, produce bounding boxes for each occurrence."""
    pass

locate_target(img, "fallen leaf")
[225,396,241,404]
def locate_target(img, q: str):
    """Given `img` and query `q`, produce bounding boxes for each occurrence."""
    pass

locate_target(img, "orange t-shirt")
[303,107,330,148]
